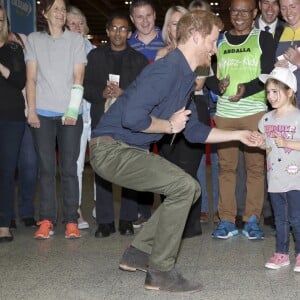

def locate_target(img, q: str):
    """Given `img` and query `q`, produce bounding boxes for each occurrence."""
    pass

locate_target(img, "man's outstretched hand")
[239,130,262,147]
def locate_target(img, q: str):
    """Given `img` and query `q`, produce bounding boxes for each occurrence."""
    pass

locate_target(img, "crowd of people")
[1,0,300,294]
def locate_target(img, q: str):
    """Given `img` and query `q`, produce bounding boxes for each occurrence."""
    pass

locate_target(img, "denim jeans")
[77,121,91,206]
[0,120,25,227]
[95,174,138,224]
[197,145,219,213]
[270,191,300,255]
[31,116,82,224]
[14,124,38,219]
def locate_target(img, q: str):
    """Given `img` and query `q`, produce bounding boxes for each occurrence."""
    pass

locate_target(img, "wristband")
[168,120,174,134]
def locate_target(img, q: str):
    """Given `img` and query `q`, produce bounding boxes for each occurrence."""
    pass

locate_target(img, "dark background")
[37,0,233,44]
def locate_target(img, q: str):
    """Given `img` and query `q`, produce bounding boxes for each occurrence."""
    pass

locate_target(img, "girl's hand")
[275,136,287,148]
[250,131,265,147]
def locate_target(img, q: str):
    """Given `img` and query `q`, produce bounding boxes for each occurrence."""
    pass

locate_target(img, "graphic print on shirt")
[259,110,300,192]
[264,123,296,154]
[264,119,300,176]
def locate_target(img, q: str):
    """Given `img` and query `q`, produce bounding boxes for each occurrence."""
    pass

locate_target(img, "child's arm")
[275,136,300,150]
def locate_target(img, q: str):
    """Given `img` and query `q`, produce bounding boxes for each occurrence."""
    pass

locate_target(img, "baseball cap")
[259,67,297,93]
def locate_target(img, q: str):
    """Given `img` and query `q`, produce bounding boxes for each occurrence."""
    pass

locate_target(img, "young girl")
[254,67,300,271]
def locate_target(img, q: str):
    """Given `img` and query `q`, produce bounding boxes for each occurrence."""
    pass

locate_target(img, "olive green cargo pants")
[90,138,200,271]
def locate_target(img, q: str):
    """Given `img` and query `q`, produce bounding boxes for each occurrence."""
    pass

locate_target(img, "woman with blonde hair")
[67,5,95,230]
[155,6,188,60]
[0,5,26,242]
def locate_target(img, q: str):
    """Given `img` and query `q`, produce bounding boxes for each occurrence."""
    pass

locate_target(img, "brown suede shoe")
[119,246,149,272]
[145,268,203,293]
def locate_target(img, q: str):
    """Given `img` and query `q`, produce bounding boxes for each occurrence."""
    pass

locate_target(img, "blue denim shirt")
[92,48,212,149]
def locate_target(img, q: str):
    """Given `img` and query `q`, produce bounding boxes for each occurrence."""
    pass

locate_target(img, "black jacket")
[0,42,26,121]
[83,43,148,128]
[254,16,285,49]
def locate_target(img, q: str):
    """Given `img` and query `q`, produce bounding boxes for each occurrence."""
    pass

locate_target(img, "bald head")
[230,0,258,35]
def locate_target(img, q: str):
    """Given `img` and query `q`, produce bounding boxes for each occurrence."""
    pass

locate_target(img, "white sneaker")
[78,220,89,230]
[294,254,300,272]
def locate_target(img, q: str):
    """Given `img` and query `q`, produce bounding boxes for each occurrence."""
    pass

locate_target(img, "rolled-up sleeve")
[183,101,212,143]
[121,62,177,132]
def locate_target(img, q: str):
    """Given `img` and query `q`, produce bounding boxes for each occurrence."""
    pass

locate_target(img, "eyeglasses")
[108,25,129,33]
[229,8,254,17]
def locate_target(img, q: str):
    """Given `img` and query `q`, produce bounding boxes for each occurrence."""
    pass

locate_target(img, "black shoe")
[9,220,17,229]
[235,215,244,229]
[182,221,202,239]
[0,230,13,243]
[264,216,275,228]
[145,268,203,293]
[95,222,116,238]
[119,246,149,272]
[118,220,134,236]
[22,217,37,227]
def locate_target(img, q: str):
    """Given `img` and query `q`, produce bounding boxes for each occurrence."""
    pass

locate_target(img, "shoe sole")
[119,232,134,236]
[242,230,264,240]
[144,284,203,294]
[119,263,147,272]
[78,223,89,230]
[294,266,300,272]
[65,234,81,239]
[212,230,239,239]
[133,224,143,229]
[34,231,54,240]
[265,261,290,269]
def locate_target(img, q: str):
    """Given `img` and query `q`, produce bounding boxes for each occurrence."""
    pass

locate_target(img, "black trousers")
[157,93,210,237]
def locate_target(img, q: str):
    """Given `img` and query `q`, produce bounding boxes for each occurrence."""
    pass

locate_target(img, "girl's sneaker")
[294,254,300,272]
[265,253,290,270]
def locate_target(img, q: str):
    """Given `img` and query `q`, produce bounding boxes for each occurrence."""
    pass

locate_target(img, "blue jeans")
[95,174,138,224]
[197,145,219,213]
[14,125,38,219]
[0,120,25,227]
[270,191,300,255]
[31,116,82,224]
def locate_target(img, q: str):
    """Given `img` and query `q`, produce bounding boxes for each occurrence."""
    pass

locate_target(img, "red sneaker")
[65,223,81,239]
[34,220,54,239]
